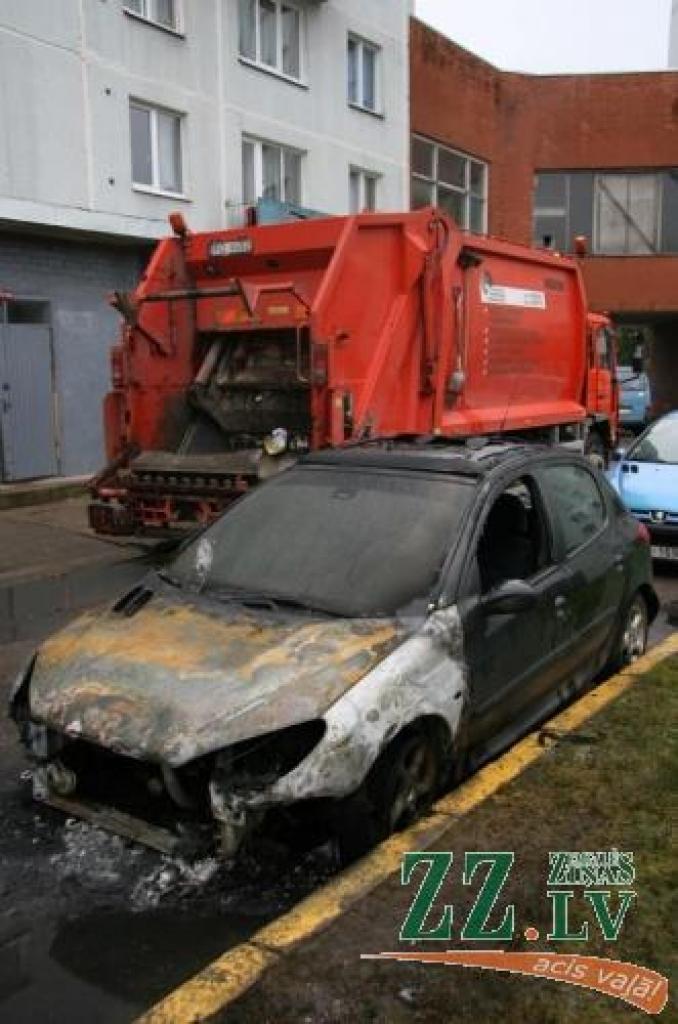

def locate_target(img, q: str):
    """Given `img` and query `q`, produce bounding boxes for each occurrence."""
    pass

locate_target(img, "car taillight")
[635,521,651,545]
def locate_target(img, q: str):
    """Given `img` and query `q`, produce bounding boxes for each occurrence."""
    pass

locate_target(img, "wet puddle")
[1,817,336,1023]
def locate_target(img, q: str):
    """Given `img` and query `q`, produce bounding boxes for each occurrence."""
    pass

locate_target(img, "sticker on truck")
[481,274,547,310]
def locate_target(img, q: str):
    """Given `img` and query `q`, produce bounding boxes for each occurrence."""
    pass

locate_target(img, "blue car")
[608,411,678,561]
[617,366,652,432]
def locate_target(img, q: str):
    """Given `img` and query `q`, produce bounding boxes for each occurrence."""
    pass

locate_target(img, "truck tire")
[585,430,607,469]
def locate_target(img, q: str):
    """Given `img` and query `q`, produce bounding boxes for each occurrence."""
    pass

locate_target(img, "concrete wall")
[0,234,146,475]
[0,0,410,239]
[410,18,678,316]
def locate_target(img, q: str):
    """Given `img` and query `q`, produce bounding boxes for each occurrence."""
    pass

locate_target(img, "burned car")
[11,440,657,861]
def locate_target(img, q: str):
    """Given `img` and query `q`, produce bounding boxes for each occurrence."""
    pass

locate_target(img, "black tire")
[336,728,442,865]
[585,430,607,469]
[606,592,649,674]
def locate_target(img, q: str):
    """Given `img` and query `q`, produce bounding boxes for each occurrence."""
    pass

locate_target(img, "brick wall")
[410,18,678,316]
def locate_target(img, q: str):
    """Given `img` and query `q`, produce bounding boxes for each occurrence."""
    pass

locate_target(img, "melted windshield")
[627,417,678,465]
[171,466,473,617]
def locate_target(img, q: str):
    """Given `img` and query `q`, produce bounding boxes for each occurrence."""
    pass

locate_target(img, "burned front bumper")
[17,718,329,860]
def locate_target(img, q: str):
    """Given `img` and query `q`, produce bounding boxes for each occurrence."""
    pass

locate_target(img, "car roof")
[300,436,573,478]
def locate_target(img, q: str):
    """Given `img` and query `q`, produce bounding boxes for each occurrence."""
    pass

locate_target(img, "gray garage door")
[0,321,58,481]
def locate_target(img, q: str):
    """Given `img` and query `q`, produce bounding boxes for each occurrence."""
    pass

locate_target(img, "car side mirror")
[481,579,538,616]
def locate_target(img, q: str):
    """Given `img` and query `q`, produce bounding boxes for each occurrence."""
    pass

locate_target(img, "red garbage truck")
[89,208,618,534]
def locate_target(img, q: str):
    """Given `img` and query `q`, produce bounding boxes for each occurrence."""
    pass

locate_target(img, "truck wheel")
[585,431,607,469]
[336,728,441,865]
[607,592,648,673]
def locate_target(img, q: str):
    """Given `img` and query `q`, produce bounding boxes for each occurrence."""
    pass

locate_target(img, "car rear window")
[171,467,473,617]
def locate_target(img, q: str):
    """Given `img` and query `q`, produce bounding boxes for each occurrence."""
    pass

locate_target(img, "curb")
[0,477,89,510]
[137,632,678,1024]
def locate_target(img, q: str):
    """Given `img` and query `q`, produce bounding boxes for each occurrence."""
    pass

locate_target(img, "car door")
[458,472,572,754]
[536,460,626,683]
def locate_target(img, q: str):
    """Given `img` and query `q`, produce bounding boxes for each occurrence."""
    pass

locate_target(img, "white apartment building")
[0,0,411,479]
[670,0,678,67]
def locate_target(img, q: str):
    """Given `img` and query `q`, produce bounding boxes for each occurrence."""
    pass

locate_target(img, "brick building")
[410,18,678,410]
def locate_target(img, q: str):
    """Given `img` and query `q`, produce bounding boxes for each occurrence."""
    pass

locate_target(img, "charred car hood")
[29,589,400,765]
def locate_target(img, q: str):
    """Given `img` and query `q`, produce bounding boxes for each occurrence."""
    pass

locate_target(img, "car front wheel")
[336,728,442,864]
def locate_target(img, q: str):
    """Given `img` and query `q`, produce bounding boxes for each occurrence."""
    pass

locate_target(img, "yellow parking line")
[137,632,678,1024]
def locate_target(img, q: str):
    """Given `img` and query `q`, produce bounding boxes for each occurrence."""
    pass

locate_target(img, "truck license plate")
[651,545,678,561]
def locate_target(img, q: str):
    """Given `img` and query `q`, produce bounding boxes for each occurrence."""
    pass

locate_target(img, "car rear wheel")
[336,728,441,864]
[608,592,648,672]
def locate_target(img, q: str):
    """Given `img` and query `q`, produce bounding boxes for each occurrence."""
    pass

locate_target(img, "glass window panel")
[596,176,627,254]
[568,172,594,246]
[470,196,484,233]
[411,177,434,209]
[239,0,256,59]
[260,0,277,67]
[438,185,466,226]
[364,175,377,211]
[347,37,359,104]
[153,0,175,28]
[157,110,181,192]
[541,465,605,555]
[362,44,376,109]
[533,214,567,251]
[661,170,678,253]
[130,104,153,186]
[349,170,361,213]
[283,148,301,204]
[262,143,281,200]
[242,140,256,204]
[282,5,300,77]
[535,172,567,209]
[411,137,433,178]
[438,147,466,188]
[470,161,485,197]
[627,174,658,254]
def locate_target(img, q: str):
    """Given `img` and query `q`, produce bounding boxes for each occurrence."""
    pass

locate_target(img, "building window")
[347,35,380,113]
[124,0,180,31]
[410,135,487,232]
[595,174,660,255]
[349,168,379,213]
[534,170,678,255]
[239,0,303,81]
[130,101,183,195]
[242,136,302,205]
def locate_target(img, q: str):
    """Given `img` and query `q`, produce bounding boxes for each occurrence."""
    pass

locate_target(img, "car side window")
[476,477,549,594]
[540,464,605,556]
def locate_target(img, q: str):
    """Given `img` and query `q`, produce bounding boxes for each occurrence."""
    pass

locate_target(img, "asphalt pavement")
[0,498,675,1023]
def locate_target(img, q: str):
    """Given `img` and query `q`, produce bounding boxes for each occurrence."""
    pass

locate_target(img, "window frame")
[349,167,380,213]
[242,135,304,206]
[238,0,306,85]
[410,134,488,233]
[533,169,678,255]
[347,33,382,115]
[123,0,183,35]
[130,99,185,199]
